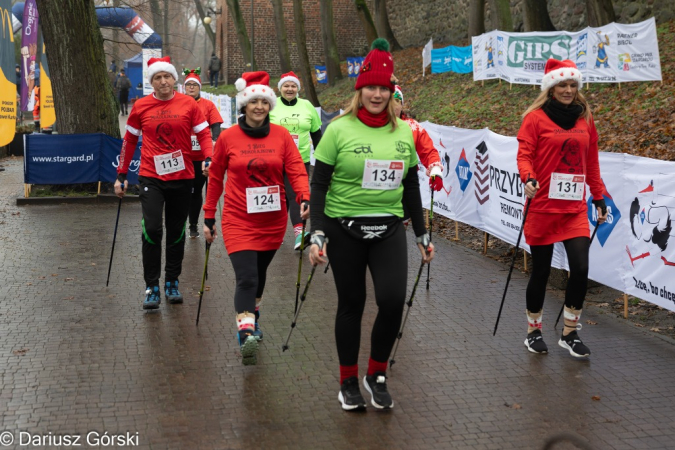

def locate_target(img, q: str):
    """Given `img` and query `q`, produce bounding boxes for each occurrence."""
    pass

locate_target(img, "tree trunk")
[149,0,163,43]
[522,0,556,32]
[321,0,343,85]
[192,0,216,51]
[112,0,120,69]
[226,0,255,69]
[487,0,512,31]
[163,0,170,55]
[352,0,378,45]
[373,0,401,50]
[468,0,485,38]
[293,0,320,106]
[586,0,616,27]
[270,0,291,73]
[35,0,119,137]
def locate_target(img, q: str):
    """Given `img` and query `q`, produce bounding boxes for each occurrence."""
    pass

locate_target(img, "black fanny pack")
[338,216,401,241]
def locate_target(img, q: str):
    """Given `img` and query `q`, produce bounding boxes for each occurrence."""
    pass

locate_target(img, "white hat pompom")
[235,78,247,92]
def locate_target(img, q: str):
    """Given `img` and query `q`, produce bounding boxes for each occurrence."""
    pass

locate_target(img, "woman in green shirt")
[308,39,435,412]
[269,71,322,250]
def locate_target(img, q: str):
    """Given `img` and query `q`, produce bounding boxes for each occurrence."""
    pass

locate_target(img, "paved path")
[0,156,674,449]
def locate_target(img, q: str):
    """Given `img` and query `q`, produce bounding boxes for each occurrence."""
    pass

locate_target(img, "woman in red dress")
[202,71,310,365]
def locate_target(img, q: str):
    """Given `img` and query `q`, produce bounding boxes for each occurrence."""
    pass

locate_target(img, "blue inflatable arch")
[12,3,162,49]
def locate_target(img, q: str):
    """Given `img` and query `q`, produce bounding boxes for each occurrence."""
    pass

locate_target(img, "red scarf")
[357,106,389,128]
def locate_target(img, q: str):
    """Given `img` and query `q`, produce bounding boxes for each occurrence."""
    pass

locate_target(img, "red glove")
[429,175,443,192]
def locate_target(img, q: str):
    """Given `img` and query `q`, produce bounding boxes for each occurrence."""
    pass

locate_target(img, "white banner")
[423,38,433,76]
[472,18,662,86]
[417,122,675,311]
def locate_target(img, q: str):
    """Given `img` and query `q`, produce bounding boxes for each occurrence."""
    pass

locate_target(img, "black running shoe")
[189,225,199,239]
[524,329,548,354]
[363,372,394,409]
[338,377,366,411]
[559,330,591,358]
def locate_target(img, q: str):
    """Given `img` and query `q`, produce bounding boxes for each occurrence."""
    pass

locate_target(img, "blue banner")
[347,57,365,78]
[100,134,142,184]
[431,45,472,74]
[452,46,473,74]
[314,65,327,84]
[24,133,141,185]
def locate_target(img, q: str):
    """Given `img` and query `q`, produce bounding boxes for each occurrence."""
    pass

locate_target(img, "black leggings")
[189,160,207,226]
[285,162,310,226]
[138,176,192,286]
[228,250,277,314]
[526,236,590,313]
[325,218,408,366]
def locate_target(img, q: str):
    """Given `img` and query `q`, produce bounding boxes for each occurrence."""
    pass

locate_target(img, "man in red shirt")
[182,69,223,238]
[114,56,213,310]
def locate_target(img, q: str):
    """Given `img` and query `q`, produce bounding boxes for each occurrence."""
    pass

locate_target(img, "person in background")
[208,53,222,88]
[182,68,223,238]
[269,71,322,250]
[117,69,132,116]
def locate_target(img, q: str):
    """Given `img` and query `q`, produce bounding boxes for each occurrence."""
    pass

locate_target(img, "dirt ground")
[433,216,675,341]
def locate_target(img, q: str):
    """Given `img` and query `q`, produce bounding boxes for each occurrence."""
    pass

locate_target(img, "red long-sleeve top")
[118,92,212,180]
[517,109,604,214]
[402,116,442,175]
[190,97,223,162]
[203,122,310,254]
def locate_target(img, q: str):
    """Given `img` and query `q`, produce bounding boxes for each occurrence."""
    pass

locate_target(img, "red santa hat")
[235,71,277,111]
[541,58,583,92]
[278,71,301,92]
[146,56,178,82]
[183,68,202,86]
[355,38,396,92]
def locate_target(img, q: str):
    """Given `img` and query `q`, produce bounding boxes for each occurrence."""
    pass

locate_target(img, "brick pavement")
[1,156,674,449]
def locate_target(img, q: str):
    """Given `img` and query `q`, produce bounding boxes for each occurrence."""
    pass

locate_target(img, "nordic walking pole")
[554,222,600,328]
[426,184,435,290]
[106,197,123,287]
[196,226,214,326]
[493,180,536,336]
[282,263,318,351]
[294,220,307,313]
[390,257,427,369]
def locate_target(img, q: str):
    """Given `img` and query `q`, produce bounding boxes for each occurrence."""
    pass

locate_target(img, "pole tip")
[281,345,289,352]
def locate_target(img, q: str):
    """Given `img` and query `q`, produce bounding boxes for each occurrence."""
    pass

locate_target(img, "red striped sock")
[367,357,388,376]
[293,224,303,237]
[339,364,358,385]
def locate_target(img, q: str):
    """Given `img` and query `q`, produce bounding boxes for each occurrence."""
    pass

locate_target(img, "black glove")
[117,173,127,183]
[310,232,326,251]
[592,198,607,215]
[204,218,216,232]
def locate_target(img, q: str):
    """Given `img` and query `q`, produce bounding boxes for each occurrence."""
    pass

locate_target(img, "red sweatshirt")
[118,92,212,180]
[402,116,442,175]
[203,122,310,254]
[517,109,604,214]
[190,97,223,162]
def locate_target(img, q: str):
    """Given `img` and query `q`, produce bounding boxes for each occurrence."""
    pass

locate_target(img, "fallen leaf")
[91,263,96,266]
[12,348,29,356]
[512,403,522,410]
[597,302,609,307]
[591,396,601,401]
[63,296,74,300]
[64,278,74,281]
[586,320,598,325]
[650,327,660,332]
[635,323,645,327]
[25,282,32,286]
[11,212,19,215]
[51,274,58,277]
[205,286,211,291]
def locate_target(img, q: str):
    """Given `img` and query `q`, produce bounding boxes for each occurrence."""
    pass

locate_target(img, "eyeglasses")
[185,83,200,88]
